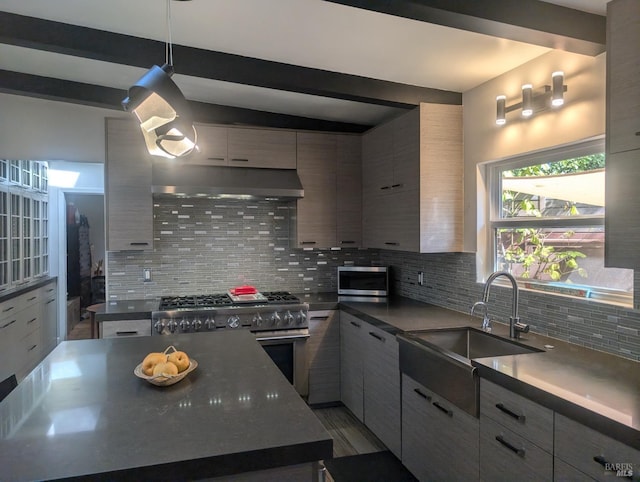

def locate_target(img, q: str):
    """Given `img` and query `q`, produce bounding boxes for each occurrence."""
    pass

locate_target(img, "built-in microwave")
[338,266,388,297]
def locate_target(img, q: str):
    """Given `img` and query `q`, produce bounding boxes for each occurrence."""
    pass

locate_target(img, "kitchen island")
[0,330,332,481]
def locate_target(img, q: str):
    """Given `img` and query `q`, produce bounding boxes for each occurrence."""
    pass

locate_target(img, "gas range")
[152,291,308,335]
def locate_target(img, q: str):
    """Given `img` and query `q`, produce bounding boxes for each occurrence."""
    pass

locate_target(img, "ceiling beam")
[325,0,605,56]
[0,11,461,110]
[0,70,373,133]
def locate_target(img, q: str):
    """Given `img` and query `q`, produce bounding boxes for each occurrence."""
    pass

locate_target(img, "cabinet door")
[336,135,362,247]
[554,458,592,482]
[402,374,479,481]
[307,310,340,405]
[40,282,57,355]
[189,124,228,165]
[605,150,640,268]
[362,121,393,193]
[339,311,364,421]
[555,413,640,481]
[227,127,296,169]
[296,133,337,248]
[361,187,387,249]
[363,323,401,458]
[105,118,153,251]
[0,305,21,382]
[607,0,640,154]
[100,319,151,338]
[392,108,420,191]
[381,189,420,251]
[479,415,552,482]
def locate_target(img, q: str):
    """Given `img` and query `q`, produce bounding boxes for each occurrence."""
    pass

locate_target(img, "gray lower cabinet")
[307,310,340,405]
[339,311,364,421]
[479,379,553,481]
[363,322,401,459]
[402,374,479,481]
[100,319,152,338]
[555,413,640,481]
[339,311,401,459]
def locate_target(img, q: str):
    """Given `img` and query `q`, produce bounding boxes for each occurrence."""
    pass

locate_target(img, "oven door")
[255,329,309,398]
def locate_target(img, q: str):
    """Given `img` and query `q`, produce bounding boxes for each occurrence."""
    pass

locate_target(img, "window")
[488,140,632,304]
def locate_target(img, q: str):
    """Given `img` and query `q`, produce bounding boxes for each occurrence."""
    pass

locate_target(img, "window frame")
[486,138,632,306]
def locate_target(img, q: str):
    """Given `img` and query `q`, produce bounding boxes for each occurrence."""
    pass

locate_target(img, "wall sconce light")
[495,72,568,125]
[121,0,197,158]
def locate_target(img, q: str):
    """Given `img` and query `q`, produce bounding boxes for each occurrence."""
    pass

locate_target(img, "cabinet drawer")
[100,319,151,338]
[480,379,553,452]
[555,413,640,481]
[480,415,552,482]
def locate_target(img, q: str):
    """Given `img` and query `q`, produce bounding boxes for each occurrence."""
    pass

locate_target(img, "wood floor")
[67,315,92,340]
[312,406,387,458]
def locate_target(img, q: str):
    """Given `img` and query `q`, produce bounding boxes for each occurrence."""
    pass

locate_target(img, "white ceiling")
[0,0,608,126]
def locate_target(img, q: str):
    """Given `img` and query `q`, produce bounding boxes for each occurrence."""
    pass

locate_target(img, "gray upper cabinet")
[188,124,228,166]
[227,127,296,169]
[362,103,463,253]
[606,0,640,155]
[605,0,640,269]
[105,118,154,251]
[336,135,362,247]
[296,132,337,248]
[295,132,362,248]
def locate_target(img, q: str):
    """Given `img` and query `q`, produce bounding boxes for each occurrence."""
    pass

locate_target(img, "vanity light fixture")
[495,72,568,125]
[121,0,197,158]
[551,71,565,106]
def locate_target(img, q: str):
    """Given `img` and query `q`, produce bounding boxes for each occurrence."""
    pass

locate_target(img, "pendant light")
[121,0,197,158]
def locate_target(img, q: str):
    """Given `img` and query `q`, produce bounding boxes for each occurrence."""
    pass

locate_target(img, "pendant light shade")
[122,64,197,158]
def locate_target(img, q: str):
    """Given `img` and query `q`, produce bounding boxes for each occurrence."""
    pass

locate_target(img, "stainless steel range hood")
[152,163,304,200]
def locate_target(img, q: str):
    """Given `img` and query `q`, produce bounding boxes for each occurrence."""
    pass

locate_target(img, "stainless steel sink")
[398,327,543,417]
[412,327,542,359]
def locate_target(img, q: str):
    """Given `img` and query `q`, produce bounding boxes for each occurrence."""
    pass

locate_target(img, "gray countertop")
[88,293,640,450]
[340,298,640,451]
[0,276,57,303]
[0,330,332,481]
[93,299,160,321]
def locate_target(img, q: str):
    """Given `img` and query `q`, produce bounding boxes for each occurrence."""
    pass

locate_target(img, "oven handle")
[255,333,310,342]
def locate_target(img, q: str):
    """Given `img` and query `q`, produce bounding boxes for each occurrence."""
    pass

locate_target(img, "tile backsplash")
[107,198,639,361]
[106,198,376,298]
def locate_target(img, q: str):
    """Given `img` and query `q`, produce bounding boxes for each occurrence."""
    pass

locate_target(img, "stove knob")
[283,310,294,326]
[297,310,307,326]
[180,317,191,332]
[228,315,241,329]
[204,316,216,331]
[192,317,202,331]
[153,319,165,334]
[270,311,281,327]
[167,319,178,333]
[253,313,263,327]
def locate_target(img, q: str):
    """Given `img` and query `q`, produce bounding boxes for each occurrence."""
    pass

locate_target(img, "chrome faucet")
[477,271,529,339]
[470,301,491,332]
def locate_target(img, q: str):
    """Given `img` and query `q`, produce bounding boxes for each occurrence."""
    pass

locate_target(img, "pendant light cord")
[165,0,174,67]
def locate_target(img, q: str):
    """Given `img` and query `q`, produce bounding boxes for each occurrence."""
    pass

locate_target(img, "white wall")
[462,50,606,252]
[0,93,127,162]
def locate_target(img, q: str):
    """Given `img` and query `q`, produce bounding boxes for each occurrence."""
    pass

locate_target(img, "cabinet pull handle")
[115,331,139,336]
[635,131,640,136]
[380,185,391,190]
[310,316,330,321]
[207,157,225,161]
[391,183,402,188]
[496,403,526,423]
[2,306,14,313]
[27,317,37,324]
[27,296,37,301]
[433,401,453,417]
[28,344,38,352]
[46,299,55,304]
[414,388,432,401]
[496,435,525,458]
[1,319,16,329]
[340,241,355,244]
[300,241,317,245]
[368,331,385,342]
[231,158,250,162]
[384,242,399,246]
[129,242,149,246]
[350,321,361,328]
